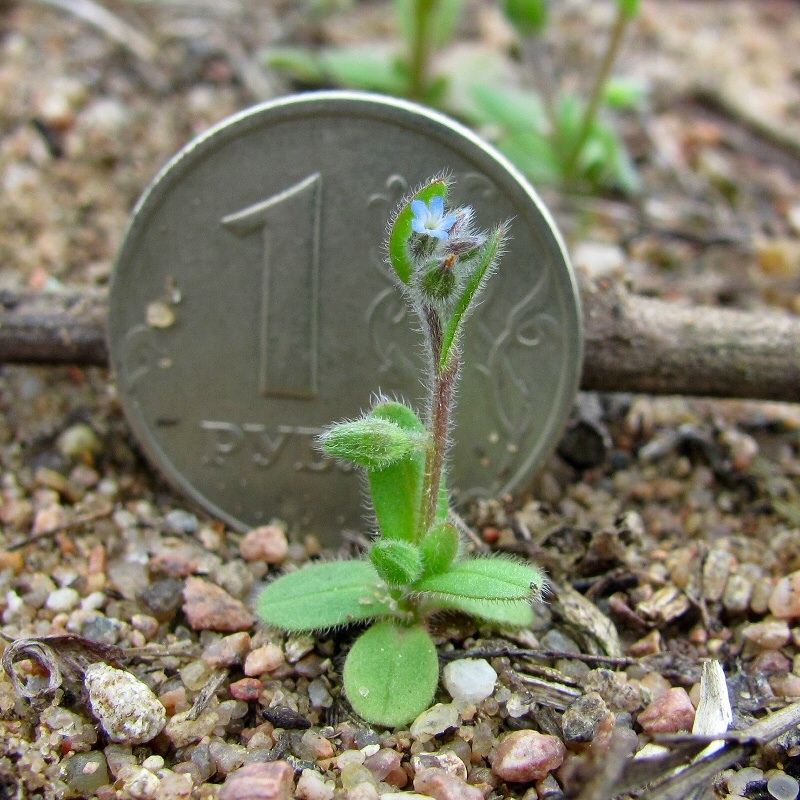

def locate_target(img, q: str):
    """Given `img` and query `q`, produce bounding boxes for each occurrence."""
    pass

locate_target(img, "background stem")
[408,0,435,100]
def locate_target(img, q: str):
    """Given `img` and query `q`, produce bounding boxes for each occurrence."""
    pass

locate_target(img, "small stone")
[723,574,754,613]
[164,709,220,749]
[81,614,123,645]
[637,687,695,734]
[209,740,248,775]
[703,549,735,602]
[767,773,799,800]
[146,301,176,329]
[363,748,401,781]
[490,730,566,783]
[219,762,295,800]
[727,767,766,796]
[344,784,379,800]
[57,423,102,460]
[203,632,251,667]
[244,644,284,675]
[298,729,335,761]
[183,576,254,632]
[84,663,166,745]
[443,659,497,706]
[413,766,483,800]
[136,578,184,623]
[770,673,800,697]
[562,692,610,744]
[409,703,460,739]
[230,678,263,702]
[118,765,160,800]
[296,769,335,800]
[308,678,333,709]
[239,525,289,564]
[583,669,643,713]
[46,587,80,612]
[340,764,375,790]
[742,621,791,649]
[769,572,800,620]
[411,751,468,781]
[64,752,111,796]
[285,634,314,663]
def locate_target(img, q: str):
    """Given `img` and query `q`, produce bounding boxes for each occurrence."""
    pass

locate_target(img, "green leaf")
[321,49,409,94]
[469,84,548,134]
[257,561,396,632]
[440,227,505,371]
[320,416,423,469]
[344,621,438,726]
[602,76,647,111]
[554,92,585,161]
[388,178,449,285]
[503,0,548,34]
[414,556,545,602]
[430,0,467,48]
[370,539,423,586]
[263,46,327,83]
[579,122,640,194]
[419,522,460,576]
[618,0,640,20]
[435,595,536,627]
[367,402,425,542]
[498,130,563,185]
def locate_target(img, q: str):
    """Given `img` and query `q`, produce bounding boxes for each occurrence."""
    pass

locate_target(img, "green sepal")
[420,260,457,301]
[419,523,460,576]
[257,561,396,632]
[344,621,438,727]
[320,416,422,469]
[370,539,423,586]
[388,178,449,285]
[440,227,505,371]
[504,0,548,34]
[434,596,536,627]
[414,556,544,602]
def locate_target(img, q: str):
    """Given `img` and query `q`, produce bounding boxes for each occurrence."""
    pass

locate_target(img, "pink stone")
[244,643,284,676]
[218,762,295,800]
[413,767,484,800]
[240,525,289,564]
[182,576,254,632]
[637,687,696,734]
[363,748,401,781]
[741,620,791,649]
[203,632,251,667]
[769,673,800,697]
[751,649,792,675]
[229,678,263,702]
[490,731,566,783]
[769,571,800,619]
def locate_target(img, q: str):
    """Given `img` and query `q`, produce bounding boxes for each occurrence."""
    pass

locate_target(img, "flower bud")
[420,523,460,575]
[320,418,422,469]
[370,540,423,586]
[420,257,457,301]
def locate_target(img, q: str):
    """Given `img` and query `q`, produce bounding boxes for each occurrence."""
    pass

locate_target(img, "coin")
[108,91,582,542]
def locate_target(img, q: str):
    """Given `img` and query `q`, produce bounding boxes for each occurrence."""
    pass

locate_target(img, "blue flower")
[411,196,457,240]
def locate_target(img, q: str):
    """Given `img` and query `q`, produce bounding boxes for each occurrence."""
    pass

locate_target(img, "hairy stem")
[408,0,436,100]
[562,3,630,180]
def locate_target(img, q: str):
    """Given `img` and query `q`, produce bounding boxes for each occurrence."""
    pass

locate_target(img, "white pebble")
[84,663,166,745]
[46,587,80,613]
[409,702,460,739]
[296,768,335,800]
[768,774,800,800]
[443,658,497,706]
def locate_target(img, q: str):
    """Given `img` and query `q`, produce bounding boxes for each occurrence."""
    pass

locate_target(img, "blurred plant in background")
[264,0,645,194]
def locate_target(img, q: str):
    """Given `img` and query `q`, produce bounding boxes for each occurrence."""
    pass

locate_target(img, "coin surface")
[109,91,582,541]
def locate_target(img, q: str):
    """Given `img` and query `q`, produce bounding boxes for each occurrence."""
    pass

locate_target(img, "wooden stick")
[1,274,799,402]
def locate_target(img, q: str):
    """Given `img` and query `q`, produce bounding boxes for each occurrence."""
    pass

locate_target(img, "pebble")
[63,751,111,796]
[363,748,401,781]
[723,573,753,613]
[182,576,254,631]
[727,767,765,795]
[562,692,611,744]
[239,525,289,564]
[409,703,460,739]
[769,572,800,619]
[118,765,160,800]
[703,549,735,602]
[442,659,497,706]
[136,578,184,623]
[742,620,791,649]
[767,773,799,800]
[411,751,468,781]
[45,587,80,613]
[490,731,566,782]
[295,769,335,800]
[413,767,483,800]
[244,644,284,676]
[219,762,295,800]
[770,673,800,697]
[637,687,696,734]
[164,709,220,749]
[57,423,102,461]
[84,663,166,745]
[230,678,263,702]
[203,632,251,667]
[165,509,199,534]
[583,669,643,713]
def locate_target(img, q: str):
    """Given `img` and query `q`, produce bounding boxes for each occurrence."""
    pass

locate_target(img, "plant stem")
[408,0,435,100]
[419,304,456,537]
[562,2,630,180]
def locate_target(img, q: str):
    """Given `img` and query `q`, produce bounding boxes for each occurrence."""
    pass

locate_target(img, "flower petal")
[429,229,449,240]
[429,195,444,216]
[411,218,426,234]
[411,199,428,218]
[441,215,458,232]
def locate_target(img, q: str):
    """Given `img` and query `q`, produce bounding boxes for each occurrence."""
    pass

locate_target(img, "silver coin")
[108,91,582,542]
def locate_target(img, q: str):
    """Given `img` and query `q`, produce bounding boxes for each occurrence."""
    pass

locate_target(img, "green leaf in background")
[414,556,544,602]
[469,84,549,134]
[503,0,548,35]
[370,539,424,586]
[429,0,468,48]
[434,595,536,627]
[344,621,439,726]
[388,177,449,285]
[320,416,423,469]
[554,92,585,162]
[258,561,396,632]
[497,130,563,185]
[367,402,427,542]
[618,0,640,20]
[602,76,647,111]
[581,121,639,193]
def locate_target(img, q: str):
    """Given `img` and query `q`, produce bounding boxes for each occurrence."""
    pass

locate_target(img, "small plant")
[469,0,644,192]
[264,0,466,103]
[258,176,544,727]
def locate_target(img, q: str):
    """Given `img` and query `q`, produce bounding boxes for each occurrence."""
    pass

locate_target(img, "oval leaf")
[258,561,395,632]
[414,557,544,602]
[433,595,535,627]
[344,621,438,727]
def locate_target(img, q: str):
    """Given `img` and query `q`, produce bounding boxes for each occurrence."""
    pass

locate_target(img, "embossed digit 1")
[221,173,322,400]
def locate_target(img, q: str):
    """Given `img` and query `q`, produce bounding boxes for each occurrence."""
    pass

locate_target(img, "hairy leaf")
[415,557,545,602]
[370,539,423,586]
[320,416,422,469]
[344,621,438,726]
[388,178,449,285]
[434,595,536,627]
[440,227,505,371]
[257,561,396,632]
[419,522,460,576]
